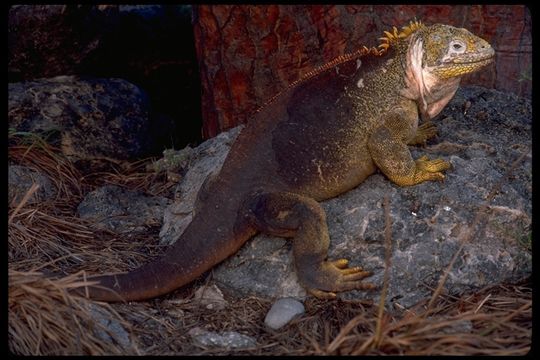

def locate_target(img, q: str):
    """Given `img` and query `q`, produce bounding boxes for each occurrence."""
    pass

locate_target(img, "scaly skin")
[74,21,494,301]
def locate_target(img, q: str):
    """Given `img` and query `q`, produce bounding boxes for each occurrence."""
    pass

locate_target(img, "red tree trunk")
[193,5,531,138]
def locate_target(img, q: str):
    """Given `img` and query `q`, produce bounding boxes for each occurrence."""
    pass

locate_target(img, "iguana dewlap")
[77,22,494,301]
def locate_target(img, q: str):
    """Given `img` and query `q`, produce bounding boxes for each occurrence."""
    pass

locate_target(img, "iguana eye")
[449,40,466,54]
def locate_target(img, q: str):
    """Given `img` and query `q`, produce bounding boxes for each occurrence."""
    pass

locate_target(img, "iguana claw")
[416,155,451,173]
[303,258,376,299]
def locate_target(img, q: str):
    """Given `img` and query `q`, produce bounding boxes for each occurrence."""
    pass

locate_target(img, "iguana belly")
[271,118,377,200]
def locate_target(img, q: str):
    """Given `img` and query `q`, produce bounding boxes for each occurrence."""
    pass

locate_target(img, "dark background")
[8,5,532,150]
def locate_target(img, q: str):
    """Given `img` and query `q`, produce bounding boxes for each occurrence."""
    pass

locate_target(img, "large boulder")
[8,165,57,205]
[159,126,243,245]
[160,86,531,307]
[8,76,167,160]
[78,185,171,235]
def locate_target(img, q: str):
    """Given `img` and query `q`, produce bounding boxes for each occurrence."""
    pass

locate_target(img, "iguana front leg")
[368,117,450,186]
[241,191,375,299]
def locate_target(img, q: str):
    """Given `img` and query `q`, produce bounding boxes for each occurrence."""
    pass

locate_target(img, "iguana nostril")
[479,42,491,50]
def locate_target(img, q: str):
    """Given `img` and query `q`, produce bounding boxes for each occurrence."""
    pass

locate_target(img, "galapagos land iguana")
[76,21,495,301]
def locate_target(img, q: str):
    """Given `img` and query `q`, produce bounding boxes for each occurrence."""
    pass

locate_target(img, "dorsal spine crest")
[255,20,426,114]
[378,19,425,52]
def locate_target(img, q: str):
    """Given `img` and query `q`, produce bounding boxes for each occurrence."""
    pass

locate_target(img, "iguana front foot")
[369,123,451,187]
[303,258,375,299]
[409,121,438,145]
[377,154,451,187]
[415,154,450,177]
[396,155,451,185]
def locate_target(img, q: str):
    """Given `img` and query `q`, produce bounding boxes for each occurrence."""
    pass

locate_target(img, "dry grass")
[315,284,531,355]
[8,135,532,355]
[78,156,176,197]
[8,270,140,355]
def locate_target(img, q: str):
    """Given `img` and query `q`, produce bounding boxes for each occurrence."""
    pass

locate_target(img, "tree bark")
[193,5,531,138]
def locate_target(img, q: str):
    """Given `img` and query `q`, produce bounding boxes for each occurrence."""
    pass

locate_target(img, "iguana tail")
[73,197,255,302]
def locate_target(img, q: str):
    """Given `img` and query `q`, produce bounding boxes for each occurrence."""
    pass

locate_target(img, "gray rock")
[88,303,132,350]
[213,235,307,299]
[160,87,532,308]
[8,165,57,204]
[188,327,256,349]
[148,147,194,175]
[159,126,242,245]
[77,185,171,234]
[435,317,473,334]
[264,298,305,330]
[193,285,228,311]
[8,76,154,159]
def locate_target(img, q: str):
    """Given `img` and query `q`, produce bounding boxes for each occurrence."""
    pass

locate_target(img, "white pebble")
[264,297,305,330]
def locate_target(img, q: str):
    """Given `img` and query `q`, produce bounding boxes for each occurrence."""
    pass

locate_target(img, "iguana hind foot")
[415,155,450,172]
[303,260,375,299]
[243,192,375,298]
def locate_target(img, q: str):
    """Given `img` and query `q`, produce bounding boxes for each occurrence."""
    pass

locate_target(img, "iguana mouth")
[433,48,494,79]
[449,48,495,65]
[432,51,494,79]
[452,55,494,65]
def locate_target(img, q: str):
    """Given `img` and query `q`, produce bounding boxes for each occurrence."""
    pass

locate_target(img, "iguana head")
[380,21,494,118]
[416,23,495,79]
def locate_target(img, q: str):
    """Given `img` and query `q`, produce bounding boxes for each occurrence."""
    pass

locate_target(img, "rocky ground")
[9,86,531,355]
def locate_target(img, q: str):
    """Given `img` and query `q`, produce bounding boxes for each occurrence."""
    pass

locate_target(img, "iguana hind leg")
[241,191,375,299]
